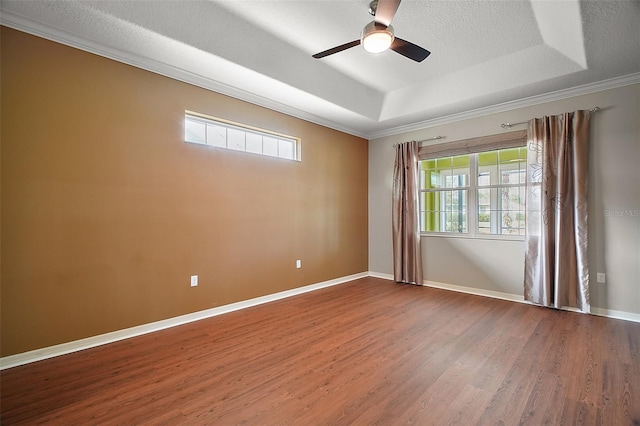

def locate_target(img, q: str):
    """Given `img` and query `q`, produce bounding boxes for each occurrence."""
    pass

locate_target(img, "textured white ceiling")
[2,0,639,138]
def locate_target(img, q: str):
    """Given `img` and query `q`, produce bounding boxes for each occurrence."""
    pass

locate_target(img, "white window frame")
[435,167,470,234]
[418,131,527,241]
[184,111,301,161]
[479,164,525,235]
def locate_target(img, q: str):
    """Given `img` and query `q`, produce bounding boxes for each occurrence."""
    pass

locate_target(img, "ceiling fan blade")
[390,37,431,62]
[374,0,401,27]
[313,40,361,59]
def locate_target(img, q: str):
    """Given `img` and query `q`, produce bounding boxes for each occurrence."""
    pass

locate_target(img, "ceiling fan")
[312,0,431,62]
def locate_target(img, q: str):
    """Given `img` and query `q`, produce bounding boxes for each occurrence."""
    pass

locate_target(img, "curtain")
[524,110,591,312]
[392,141,423,285]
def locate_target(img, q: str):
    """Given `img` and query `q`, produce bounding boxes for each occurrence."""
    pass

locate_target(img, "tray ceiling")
[2,0,639,138]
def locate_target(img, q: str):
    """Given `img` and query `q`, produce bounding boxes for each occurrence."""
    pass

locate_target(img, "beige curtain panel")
[524,110,591,312]
[392,141,423,285]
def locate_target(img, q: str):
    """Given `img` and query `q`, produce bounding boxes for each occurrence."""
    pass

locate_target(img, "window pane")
[500,185,525,234]
[185,118,206,144]
[445,173,469,188]
[498,148,526,184]
[451,154,470,168]
[500,168,525,185]
[421,159,443,189]
[278,139,294,160]
[430,171,442,188]
[478,171,491,186]
[478,150,499,186]
[478,188,492,233]
[227,128,245,151]
[421,155,470,189]
[500,186,525,211]
[446,155,469,188]
[442,189,468,233]
[478,164,498,186]
[444,211,467,233]
[420,160,443,189]
[246,132,262,154]
[206,124,226,148]
[498,147,526,163]
[499,161,525,184]
[420,189,467,233]
[501,211,525,235]
[478,151,498,166]
[420,192,441,232]
[263,136,278,157]
[422,210,441,232]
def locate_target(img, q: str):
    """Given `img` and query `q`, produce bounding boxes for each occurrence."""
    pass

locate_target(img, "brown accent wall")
[0,27,368,357]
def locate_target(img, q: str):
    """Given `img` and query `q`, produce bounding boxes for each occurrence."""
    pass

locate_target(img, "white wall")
[369,83,640,316]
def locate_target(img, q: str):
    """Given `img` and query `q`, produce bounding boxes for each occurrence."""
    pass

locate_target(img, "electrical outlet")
[296,259,302,269]
[596,273,606,284]
[191,275,198,287]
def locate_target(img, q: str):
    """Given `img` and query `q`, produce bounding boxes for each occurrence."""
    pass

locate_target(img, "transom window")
[419,133,527,239]
[184,112,300,161]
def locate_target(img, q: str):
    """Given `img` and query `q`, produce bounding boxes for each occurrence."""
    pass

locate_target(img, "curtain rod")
[393,136,444,148]
[501,107,600,129]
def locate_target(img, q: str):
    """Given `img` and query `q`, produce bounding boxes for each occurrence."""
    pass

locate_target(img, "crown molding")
[367,72,640,139]
[0,12,370,139]
[2,11,638,142]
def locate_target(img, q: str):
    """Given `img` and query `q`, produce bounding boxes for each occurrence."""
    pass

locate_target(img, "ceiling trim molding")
[0,12,370,139]
[368,72,640,140]
[2,10,638,141]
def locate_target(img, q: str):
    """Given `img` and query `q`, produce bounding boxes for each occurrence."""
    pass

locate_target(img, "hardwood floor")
[2,277,639,425]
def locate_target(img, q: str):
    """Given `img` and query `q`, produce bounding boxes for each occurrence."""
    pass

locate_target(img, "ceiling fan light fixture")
[312,0,430,62]
[361,21,394,53]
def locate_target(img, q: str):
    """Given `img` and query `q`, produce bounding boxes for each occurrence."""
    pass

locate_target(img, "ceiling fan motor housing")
[361,21,395,53]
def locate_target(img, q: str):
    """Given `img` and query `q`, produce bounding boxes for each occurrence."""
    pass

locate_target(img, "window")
[184,112,300,161]
[420,155,470,233]
[418,132,527,238]
[476,147,527,235]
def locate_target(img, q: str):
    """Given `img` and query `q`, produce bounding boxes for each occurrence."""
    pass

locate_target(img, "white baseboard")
[367,271,395,280]
[368,272,525,303]
[3,271,637,369]
[423,279,526,303]
[590,307,640,323]
[0,272,368,370]
[368,272,640,323]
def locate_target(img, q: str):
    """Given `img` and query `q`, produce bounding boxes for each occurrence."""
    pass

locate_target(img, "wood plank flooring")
[2,277,639,425]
